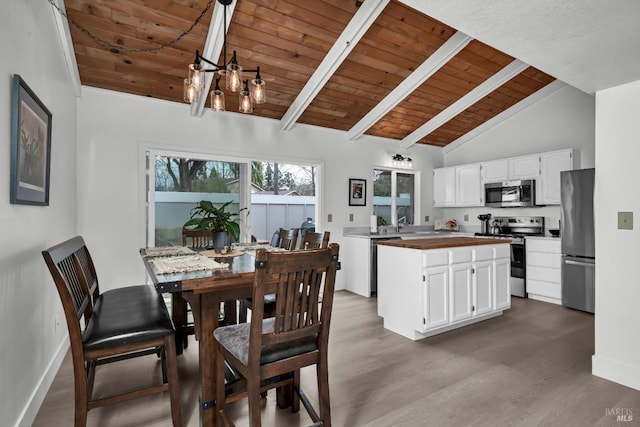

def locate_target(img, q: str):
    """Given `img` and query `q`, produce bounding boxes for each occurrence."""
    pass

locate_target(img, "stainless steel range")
[475,216,545,298]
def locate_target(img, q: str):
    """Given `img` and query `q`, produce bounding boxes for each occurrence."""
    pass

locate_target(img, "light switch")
[425,215,430,223]
[618,211,633,230]
[327,213,333,223]
[349,213,354,222]
[464,214,469,222]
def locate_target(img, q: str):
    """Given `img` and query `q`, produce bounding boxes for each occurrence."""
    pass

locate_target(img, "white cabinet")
[421,267,449,330]
[494,257,511,310]
[481,159,509,183]
[436,149,577,208]
[537,149,573,205]
[473,261,494,316]
[433,164,482,207]
[526,237,562,305]
[433,167,455,207]
[378,242,511,340]
[450,263,473,322]
[455,163,483,206]
[343,237,372,299]
[508,154,540,180]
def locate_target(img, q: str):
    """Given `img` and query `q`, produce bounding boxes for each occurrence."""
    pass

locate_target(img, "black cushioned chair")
[42,236,182,427]
[214,244,340,427]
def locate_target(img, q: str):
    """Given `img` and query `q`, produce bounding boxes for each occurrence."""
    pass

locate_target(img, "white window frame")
[373,167,421,226]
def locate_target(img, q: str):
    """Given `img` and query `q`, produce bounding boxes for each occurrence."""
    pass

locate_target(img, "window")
[373,168,418,226]
[250,162,317,243]
[150,152,246,246]
[146,150,321,246]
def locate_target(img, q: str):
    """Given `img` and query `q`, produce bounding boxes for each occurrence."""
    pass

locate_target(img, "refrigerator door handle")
[564,259,595,268]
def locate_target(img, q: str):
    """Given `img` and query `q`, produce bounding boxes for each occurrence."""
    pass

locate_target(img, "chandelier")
[183,0,266,113]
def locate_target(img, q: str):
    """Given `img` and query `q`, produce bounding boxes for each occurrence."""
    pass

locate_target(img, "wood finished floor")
[33,291,640,427]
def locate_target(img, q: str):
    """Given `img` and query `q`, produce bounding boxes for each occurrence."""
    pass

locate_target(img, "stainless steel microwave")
[484,179,536,208]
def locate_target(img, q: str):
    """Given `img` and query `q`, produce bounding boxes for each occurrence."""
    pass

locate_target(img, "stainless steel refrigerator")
[560,168,595,313]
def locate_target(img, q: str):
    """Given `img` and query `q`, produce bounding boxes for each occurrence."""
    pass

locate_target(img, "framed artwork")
[348,178,366,206]
[10,74,52,205]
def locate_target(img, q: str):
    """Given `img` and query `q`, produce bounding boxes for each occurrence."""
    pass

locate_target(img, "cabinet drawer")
[473,246,494,262]
[527,266,561,283]
[526,252,561,269]
[494,244,510,259]
[423,250,449,267]
[526,238,561,253]
[449,247,472,264]
[527,279,561,299]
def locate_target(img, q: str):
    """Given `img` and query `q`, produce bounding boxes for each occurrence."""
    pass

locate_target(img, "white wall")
[440,84,596,231]
[592,79,640,390]
[75,88,444,292]
[0,2,78,426]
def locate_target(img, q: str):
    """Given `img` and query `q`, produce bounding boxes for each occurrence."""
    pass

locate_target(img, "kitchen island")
[341,227,473,297]
[377,237,511,340]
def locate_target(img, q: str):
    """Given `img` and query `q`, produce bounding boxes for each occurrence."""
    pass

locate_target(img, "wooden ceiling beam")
[280,0,390,132]
[190,0,235,117]
[347,30,472,141]
[400,59,530,148]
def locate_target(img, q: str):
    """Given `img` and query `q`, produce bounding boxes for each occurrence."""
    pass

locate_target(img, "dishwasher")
[370,237,395,297]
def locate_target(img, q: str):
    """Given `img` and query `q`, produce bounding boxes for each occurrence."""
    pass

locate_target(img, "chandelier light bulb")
[239,80,253,113]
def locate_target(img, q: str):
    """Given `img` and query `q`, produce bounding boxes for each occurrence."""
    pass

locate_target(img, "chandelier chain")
[47,0,213,54]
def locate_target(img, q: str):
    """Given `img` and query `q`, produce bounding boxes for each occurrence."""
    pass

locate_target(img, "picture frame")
[348,178,366,206]
[10,74,52,205]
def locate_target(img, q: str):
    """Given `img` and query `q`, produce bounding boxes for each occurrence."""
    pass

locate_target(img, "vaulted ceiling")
[56,0,562,148]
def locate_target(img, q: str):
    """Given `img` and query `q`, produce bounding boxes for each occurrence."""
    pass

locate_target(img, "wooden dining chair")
[181,226,213,248]
[275,227,300,250]
[239,227,301,323]
[214,244,340,427]
[42,236,182,427]
[174,227,215,351]
[300,230,330,249]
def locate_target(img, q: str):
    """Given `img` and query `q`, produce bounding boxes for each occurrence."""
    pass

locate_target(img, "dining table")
[140,244,288,427]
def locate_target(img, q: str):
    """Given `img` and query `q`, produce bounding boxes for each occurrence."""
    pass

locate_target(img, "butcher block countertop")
[377,237,511,250]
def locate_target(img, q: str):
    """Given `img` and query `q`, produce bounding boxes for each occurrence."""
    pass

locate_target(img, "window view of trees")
[155,157,315,196]
[373,169,416,226]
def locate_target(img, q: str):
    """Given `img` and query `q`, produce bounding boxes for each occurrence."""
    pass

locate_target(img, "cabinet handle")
[565,259,595,268]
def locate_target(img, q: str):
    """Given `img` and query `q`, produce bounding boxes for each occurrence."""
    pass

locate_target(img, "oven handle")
[564,259,595,268]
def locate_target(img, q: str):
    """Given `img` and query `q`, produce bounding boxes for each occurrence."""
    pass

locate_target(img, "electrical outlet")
[618,211,633,230]
[425,215,430,222]
[464,214,469,222]
[327,213,333,222]
[349,213,354,222]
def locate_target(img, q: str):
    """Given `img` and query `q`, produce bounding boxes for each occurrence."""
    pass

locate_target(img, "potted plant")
[183,200,246,252]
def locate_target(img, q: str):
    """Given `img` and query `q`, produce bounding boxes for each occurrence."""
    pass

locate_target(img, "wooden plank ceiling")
[61,0,555,148]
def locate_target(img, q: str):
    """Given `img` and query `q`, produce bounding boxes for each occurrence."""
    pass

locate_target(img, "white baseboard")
[15,335,69,427]
[592,354,640,391]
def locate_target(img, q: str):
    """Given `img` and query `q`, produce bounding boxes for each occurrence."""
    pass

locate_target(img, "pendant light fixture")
[183,0,266,113]
[392,154,413,169]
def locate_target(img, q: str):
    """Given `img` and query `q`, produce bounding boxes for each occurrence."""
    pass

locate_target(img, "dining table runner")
[150,254,229,274]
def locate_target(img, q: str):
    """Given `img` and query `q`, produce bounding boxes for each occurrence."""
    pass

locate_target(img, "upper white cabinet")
[433,167,456,207]
[508,154,540,180]
[434,164,483,207]
[537,149,574,205]
[481,159,509,183]
[455,163,483,206]
[435,148,576,207]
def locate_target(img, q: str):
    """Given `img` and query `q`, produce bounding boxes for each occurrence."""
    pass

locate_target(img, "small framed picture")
[10,75,52,205]
[348,178,366,206]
